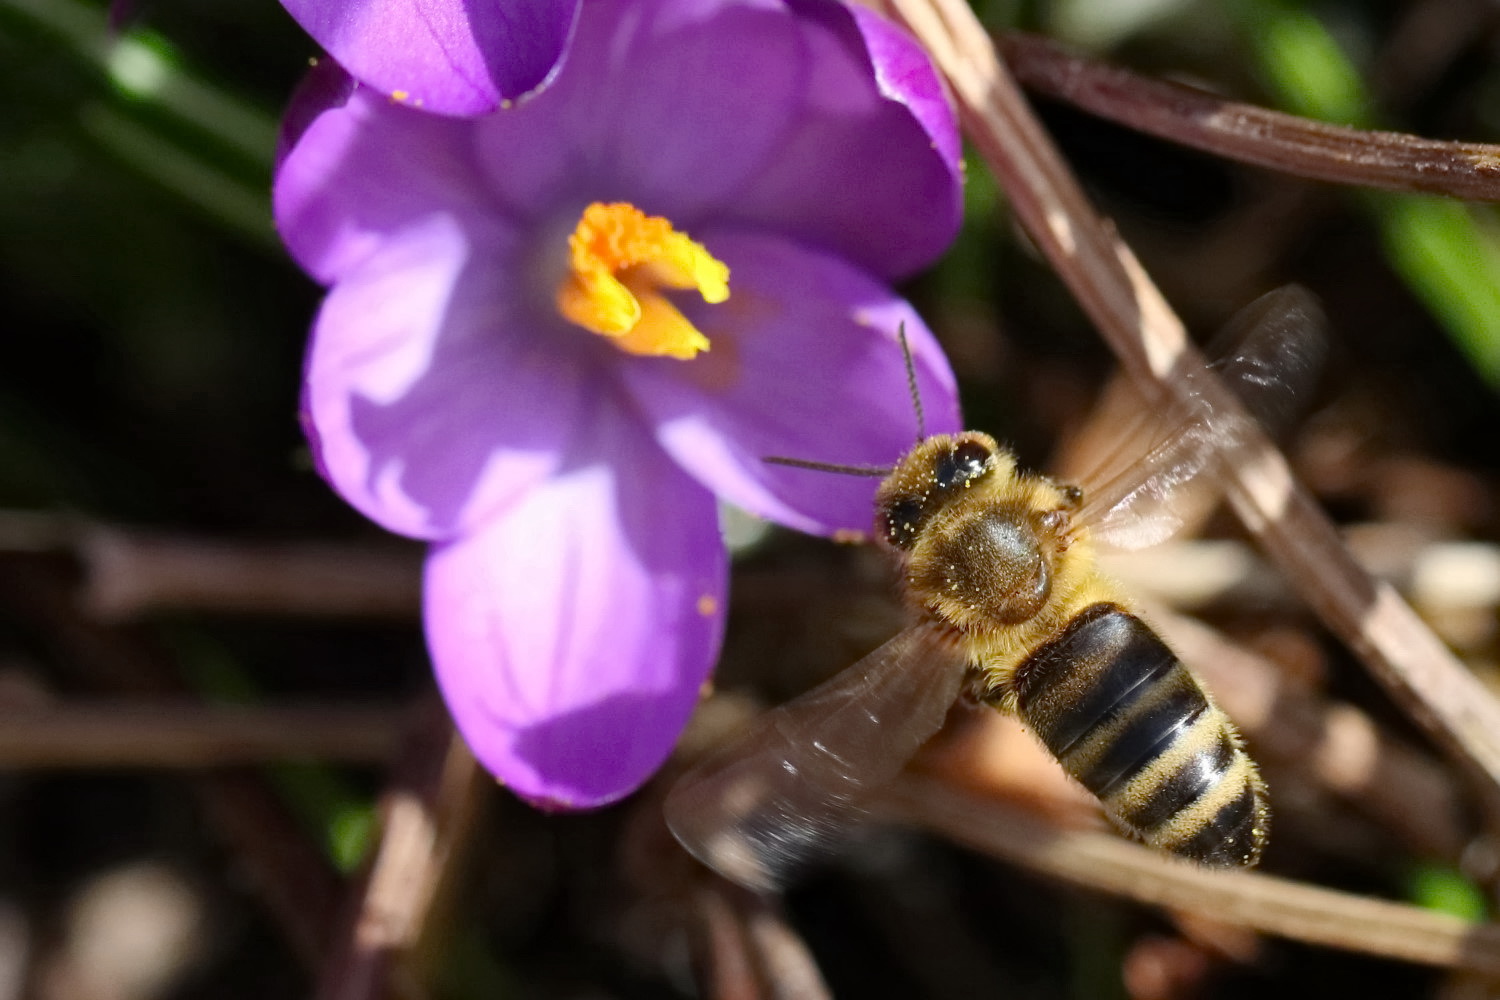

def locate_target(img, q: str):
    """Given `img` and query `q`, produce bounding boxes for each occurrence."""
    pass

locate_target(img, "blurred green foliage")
[1228,0,1500,388]
[1407,861,1488,923]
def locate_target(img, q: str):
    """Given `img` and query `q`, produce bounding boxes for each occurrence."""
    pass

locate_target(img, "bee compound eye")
[951,440,991,481]
[935,440,992,490]
[883,497,924,548]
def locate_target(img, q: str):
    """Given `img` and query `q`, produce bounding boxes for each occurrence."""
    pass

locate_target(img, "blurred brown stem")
[82,527,422,620]
[315,702,483,1000]
[0,703,406,768]
[0,511,423,620]
[884,776,1500,976]
[690,881,832,1000]
[999,31,1500,201]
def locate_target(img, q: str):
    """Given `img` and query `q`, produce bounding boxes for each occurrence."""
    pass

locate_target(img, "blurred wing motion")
[1078,285,1326,551]
[665,623,968,891]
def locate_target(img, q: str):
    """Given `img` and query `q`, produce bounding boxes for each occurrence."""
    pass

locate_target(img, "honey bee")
[665,287,1323,890]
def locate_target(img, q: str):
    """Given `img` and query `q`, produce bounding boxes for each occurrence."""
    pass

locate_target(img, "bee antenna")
[759,323,921,480]
[897,323,925,443]
[764,456,892,478]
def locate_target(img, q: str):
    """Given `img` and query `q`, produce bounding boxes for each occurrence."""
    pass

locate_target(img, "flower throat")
[556,202,729,360]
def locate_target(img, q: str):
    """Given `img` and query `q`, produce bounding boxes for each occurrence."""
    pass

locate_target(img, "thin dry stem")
[690,885,765,1000]
[880,0,1500,804]
[883,776,1500,976]
[0,510,422,619]
[0,703,405,768]
[687,880,833,1000]
[82,528,422,620]
[196,774,345,969]
[738,889,833,1000]
[1104,535,1500,629]
[998,32,1500,201]
[315,705,482,1000]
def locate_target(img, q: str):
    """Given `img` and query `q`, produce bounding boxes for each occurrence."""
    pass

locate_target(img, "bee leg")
[1038,506,1076,554]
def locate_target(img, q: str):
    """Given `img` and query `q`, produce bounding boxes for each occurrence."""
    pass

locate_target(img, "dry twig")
[884,776,1500,976]
[0,703,406,768]
[0,510,422,620]
[82,528,422,621]
[689,882,832,1000]
[998,32,1500,201]
[691,885,764,1000]
[315,702,484,1000]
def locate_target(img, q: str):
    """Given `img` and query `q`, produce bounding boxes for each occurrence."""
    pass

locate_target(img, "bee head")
[875,433,1008,549]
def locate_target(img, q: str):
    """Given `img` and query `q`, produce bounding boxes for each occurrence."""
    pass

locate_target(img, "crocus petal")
[302,214,585,540]
[280,0,580,114]
[470,0,805,226]
[424,400,727,808]
[619,228,960,537]
[842,2,962,170]
[275,82,500,284]
[726,0,964,281]
[276,57,358,168]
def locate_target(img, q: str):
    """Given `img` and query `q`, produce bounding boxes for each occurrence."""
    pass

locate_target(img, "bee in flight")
[665,287,1324,891]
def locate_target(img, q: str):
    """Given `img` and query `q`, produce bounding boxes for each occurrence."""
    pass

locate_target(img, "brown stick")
[998,31,1500,201]
[0,511,423,620]
[689,882,833,1000]
[884,776,1500,976]
[690,884,766,1000]
[0,703,406,767]
[82,528,422,620]
[315,703,483,1000]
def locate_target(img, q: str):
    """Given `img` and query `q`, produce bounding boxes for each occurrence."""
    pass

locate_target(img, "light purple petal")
[301,214,586,541]
[843,2,962,170]
[276,82,499,284]
[276,57,358,169]
[618,228,960,538]
[280,0,580,114]
[725,0,964,281]
[469,0,805,226]
[424,400,727,808]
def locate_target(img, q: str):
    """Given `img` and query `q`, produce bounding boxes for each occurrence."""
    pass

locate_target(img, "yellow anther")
[556,202,729,359]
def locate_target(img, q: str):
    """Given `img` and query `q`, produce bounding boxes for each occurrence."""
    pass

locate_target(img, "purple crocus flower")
[275,0,964,809]
[279,0,580,113]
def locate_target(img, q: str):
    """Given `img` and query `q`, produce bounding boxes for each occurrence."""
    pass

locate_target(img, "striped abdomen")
[1010,603,1269,866]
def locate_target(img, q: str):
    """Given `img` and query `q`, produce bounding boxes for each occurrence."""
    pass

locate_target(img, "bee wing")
[665,623,968,892]
[1078,420,1222,550]
[1076,285,1326,551]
